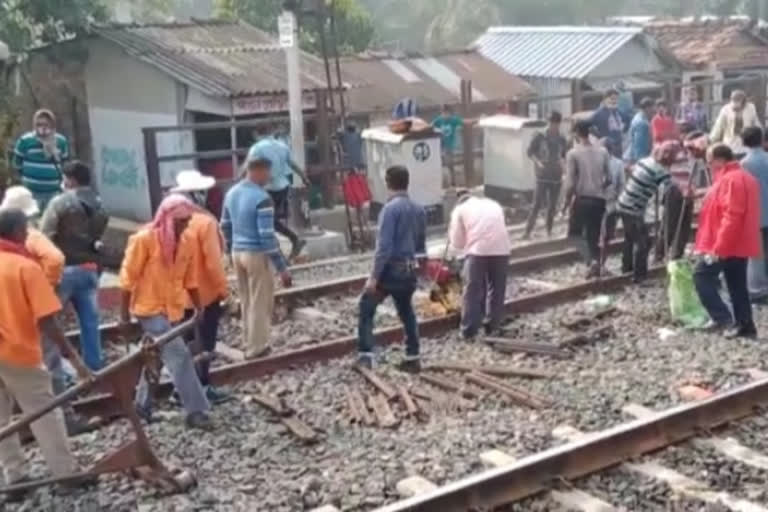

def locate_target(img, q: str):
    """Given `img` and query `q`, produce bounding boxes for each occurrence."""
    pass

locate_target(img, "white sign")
[278,13,295,48]
[233,93,316,115]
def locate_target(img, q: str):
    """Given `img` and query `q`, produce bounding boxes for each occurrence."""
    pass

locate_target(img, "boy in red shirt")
[693,143,761,338]
[652,98,679,145]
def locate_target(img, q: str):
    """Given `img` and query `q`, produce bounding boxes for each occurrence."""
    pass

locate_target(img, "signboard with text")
[233,93,317,115]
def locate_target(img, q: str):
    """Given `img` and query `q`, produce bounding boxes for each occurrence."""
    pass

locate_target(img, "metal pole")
[317,12,336,115]
[279,9,310,232]
[329,1,347,127]
[229,99,238,178]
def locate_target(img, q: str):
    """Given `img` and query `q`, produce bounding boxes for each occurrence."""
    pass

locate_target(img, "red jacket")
[695,161,761,258]
[651,114,678,144]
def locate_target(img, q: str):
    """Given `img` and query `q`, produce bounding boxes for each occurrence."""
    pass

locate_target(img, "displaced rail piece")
[72,266,665,419]
[374,377,768,512]
[0,318,199,497]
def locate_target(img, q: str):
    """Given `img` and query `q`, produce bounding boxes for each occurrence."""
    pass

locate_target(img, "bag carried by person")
[667,260,709,328]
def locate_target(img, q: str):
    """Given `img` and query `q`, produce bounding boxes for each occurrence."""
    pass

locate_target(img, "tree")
[215,0,374,54]
[0,0,108,52]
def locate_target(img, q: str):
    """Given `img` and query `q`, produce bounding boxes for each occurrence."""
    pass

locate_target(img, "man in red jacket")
[693,143,761,338]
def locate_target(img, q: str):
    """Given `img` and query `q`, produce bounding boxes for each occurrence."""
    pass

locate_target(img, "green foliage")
[0,0,109,52]
[215,0,374,54]
[0,82,20,191]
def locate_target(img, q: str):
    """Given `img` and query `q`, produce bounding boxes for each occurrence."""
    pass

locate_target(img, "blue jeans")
[135,315,210,416]
[58,266,102,371]
[357,266,419,363]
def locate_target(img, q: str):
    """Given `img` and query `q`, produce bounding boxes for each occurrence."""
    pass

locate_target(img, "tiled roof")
[341,50,534,113]
[641,19,768,69]
[472,26,643,80]
[94,19,363,97]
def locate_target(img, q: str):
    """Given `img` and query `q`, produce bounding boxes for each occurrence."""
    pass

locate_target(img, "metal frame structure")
[0,318,199,496]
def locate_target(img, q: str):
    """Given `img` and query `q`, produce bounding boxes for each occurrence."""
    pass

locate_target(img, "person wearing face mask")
[711,90,761,157]
[13,109,70,213]
[590,90,624,158]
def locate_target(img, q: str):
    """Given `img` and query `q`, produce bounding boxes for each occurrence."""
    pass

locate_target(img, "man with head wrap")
[119,194,213,430]
[617,140,680,282]
[12,109,70,212]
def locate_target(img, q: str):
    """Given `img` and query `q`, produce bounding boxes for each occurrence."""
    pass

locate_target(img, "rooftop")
[472,26,647,79]
[341,50,534,113]
[93,19,363,97]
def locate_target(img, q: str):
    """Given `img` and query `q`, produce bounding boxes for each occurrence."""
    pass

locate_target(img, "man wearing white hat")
[171,170,231,403]
[0,186,93,435]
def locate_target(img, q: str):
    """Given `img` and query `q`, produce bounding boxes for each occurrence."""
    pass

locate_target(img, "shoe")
[695,320,728,333]
[185,412,214,431]
[356,356,373,370]
[290,239,307,260]
[586,263,601,279]
[4,476,32,504]
[245,346,272,360]
[135,403,153,423]
[397,359,421,374]
[724,327,758,340]
[205,386,233,405]
[65,413,97,436]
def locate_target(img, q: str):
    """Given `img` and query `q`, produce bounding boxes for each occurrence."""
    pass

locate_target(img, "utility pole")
[278,7,311,230]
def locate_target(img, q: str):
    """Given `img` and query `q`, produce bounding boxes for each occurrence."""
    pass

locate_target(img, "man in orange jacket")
[693,143,761,338]
[171,170,231,404]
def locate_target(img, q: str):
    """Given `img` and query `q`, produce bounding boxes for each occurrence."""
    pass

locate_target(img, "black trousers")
[525,181,561,236]
[183,301,223,387]
[620,214,650,279]
[568,196,606,264]
[268,188,299,246]
[604,210,620,243]
[655,185,693,261]
[694,257,755,332]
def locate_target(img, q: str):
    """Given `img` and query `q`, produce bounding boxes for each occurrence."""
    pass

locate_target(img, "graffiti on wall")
[100,145,142,191]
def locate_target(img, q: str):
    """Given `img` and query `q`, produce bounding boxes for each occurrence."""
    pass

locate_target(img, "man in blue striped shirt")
[13,110,70,212]
[617,141,679,281]
[221,146,293,359]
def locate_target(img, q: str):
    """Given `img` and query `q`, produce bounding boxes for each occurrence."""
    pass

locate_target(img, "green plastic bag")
[667,260,709,329]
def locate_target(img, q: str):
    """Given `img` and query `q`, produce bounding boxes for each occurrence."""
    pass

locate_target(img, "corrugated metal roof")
[94,20,362,97]
[342,50,534,114]
[473,26,643,80]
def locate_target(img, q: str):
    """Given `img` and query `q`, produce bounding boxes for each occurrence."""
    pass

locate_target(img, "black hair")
[604,89,619,98]
[574,120,592,138]
[549,111,562,123]
[639,97,654,109]
[655,97,668,107]
[62,160,92,186]
[742,126,764,149]
[0,209,28,240]
[711,143,735,162]
[385,165,409,191]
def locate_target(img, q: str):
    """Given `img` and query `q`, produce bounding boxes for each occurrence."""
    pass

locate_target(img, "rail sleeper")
[480,448,617,512]
[553,424,768,512]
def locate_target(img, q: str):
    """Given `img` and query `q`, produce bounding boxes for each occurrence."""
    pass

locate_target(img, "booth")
[362,126,443,223]
[478,115,547,206]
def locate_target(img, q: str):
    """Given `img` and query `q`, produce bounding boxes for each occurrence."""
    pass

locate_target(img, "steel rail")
[72,266,664,419]
[375,376,768,511]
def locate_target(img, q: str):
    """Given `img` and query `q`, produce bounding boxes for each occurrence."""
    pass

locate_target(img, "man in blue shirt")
[590,90,624,158]
[741,127,768,301]
[249,134,309,260]
[358,166,426,373]
[625,97,654,164]
[221,147,293,360]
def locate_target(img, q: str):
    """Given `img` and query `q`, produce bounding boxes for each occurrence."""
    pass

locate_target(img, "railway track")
[375,378,768,512]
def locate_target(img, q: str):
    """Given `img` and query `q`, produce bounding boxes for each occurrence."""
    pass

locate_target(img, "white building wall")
[589,38,667,78]
[85,40,193,222]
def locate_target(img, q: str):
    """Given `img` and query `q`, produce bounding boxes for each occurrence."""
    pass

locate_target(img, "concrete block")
[294,307,339,322]
[677,385,714,402]
[479,449,516,468]
[396,475,438,498]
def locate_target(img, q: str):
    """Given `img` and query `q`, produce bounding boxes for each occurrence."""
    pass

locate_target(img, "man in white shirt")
[449,191,511,339]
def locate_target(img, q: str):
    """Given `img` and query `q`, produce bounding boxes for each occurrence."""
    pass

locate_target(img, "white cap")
[170,170,216,193]
[0,186,39,217]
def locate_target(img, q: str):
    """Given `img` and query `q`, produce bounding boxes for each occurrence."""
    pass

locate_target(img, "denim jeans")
[524,181,561,237]
[694,257,756,331]
[135,315,210,416]
[358,265,419,363]
[58,266,102,371]
[183,301,224,387]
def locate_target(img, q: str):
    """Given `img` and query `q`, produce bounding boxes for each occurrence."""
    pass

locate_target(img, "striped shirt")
[617,157,671,217]
[13,132,69,195]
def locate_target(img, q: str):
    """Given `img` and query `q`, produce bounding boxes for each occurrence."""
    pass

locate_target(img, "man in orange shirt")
[171,170,230,404]
[0,208,91,500]
[0,186,94,436]
[119,195,212,430]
